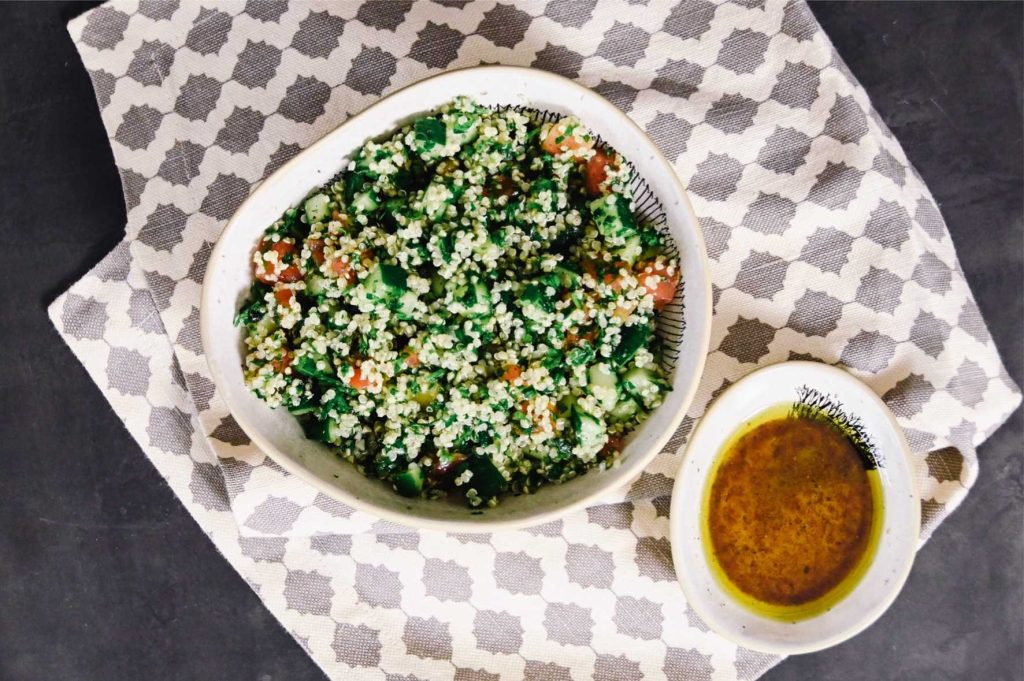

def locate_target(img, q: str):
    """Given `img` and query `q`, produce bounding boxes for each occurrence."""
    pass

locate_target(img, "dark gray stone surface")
[0,2,1018,680]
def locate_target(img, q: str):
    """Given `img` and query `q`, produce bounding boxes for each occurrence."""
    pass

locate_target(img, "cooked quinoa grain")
[235,98,680,507]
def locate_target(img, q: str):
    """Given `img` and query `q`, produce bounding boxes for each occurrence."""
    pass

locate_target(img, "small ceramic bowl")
[201,65,712,532]
[670,361,920,654]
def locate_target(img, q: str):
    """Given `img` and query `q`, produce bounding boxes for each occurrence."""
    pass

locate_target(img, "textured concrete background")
[0,2,1019,680]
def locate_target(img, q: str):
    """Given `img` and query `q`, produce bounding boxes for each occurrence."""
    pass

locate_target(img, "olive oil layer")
[703,405,883,621]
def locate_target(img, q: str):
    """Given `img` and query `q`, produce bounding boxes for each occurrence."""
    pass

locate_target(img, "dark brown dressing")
[705,410,879,616]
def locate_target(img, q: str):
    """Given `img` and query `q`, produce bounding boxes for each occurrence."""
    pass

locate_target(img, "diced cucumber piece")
[293,354,339,384]
[305,272,330,296]
[617,234,642,265]
[588,363,619,412]
[252,313,276,339]
[554,263,581,288]
[520,282,553,312]
[324,418,343,443]
[305,415,344,444]
[608,398,640,423]
[351,190,378,214]
[612,323,651,366]
[409,382,439,407]
[364,263,408,301]
[466,457,508,500]
[622,367,666,406]
[373,454,403,479]
[448,112,480,146]
[393,462,425,497]
[436,233,455,262]
[344,170,372,201]
[301,416,326,441]
[413,117,448,160]
[304,193,331,224]
[287,403,318,416]
[459,279,491,317]
[573,407,607,451]
[416,117,446,144]
[474,237,501,263]
[639,228,666,261]
[590,193,637,242]
[381,264,408,291]
[535,271,561,290]
[429,273,446,299]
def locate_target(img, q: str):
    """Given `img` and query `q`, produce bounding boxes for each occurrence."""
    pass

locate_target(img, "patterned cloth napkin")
[52,0,1020,678]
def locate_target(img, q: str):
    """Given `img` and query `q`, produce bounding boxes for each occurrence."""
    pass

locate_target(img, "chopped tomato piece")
[428,451,468,485]
[329,257,358,286]
[637,263,679,309]
[271,351,293,374]
[254,240,276,283]
[585,148,616,196]
[600,434,624,459]
[254,239,299,284]
[255,268,276,284]
[278,265,302,283]
[496,175,517,197]
[360,249,375,268]
[613,301,636,321]
[566,327,598,347]
[605,267,631,292]
[274,287,294,306]
[502,365,523,382]
[519,400,555,432]
[307,238,326,266]
[270,240,295,259]
[349,365,371,390]
[329,209,352,227]
[541,118,594,160]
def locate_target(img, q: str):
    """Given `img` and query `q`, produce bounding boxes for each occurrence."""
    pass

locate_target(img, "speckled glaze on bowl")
[201,65,711,533]
[670,361,920,654]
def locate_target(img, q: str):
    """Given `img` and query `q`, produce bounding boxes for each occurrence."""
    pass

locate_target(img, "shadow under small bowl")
[200,66,712,533]
[670,361,920,654]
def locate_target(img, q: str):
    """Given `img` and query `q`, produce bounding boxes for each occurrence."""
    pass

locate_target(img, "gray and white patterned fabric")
[52,1,1019,678]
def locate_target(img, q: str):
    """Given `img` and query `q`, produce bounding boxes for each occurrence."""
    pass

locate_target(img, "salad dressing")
[703,405,883,621]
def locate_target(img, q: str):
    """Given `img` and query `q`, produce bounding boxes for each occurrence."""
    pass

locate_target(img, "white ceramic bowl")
[670,361,920,654]
[201,65,712,532]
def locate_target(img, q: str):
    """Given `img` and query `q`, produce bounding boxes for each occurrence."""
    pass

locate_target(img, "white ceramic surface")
[670,361,920,654]
[201,66,712,532]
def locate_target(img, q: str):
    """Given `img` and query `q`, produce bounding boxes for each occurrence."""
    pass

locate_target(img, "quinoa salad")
[235,98,681,508]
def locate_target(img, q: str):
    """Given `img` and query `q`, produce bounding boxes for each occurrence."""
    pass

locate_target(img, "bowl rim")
[668,360,921,654]
[200,64,713,532]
